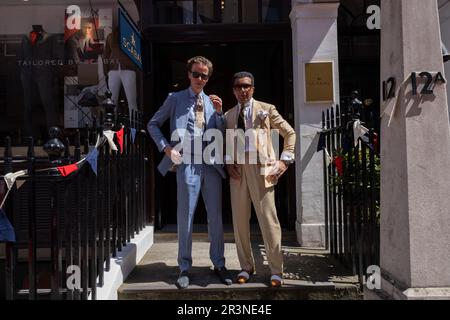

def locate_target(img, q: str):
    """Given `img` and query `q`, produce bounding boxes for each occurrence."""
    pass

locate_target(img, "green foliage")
[326,146,380,224]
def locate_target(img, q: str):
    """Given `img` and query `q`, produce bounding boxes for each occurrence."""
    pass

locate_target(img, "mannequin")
[18,25,58,137]
[103,27,138,115]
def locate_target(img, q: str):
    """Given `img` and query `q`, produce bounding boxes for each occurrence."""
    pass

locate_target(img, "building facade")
[0,0,449,248]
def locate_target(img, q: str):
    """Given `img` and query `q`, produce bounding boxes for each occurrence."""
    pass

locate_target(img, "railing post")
[26,136,37,300]
[102,90,116,272]
[4,136,16,300]
[322,112,329,252]
[43,126,65,300]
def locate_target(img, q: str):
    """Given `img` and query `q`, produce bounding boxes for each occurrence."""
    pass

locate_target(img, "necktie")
[238,105,246,130]
[195,94,205,129]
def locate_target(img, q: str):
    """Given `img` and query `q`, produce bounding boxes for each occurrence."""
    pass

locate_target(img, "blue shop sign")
[119,7,142,69]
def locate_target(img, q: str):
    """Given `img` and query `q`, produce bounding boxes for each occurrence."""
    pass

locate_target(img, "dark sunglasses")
[190,71,209,81]
[233,83,253,90]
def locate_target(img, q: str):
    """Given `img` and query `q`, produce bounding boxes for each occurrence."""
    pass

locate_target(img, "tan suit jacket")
[224,100,296,188]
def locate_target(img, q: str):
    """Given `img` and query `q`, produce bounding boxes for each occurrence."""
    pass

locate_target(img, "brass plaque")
[304,62,334,103]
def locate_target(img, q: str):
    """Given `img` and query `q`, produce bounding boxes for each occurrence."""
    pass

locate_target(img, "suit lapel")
[252,100,261,128]
[177,89,190,131]
[226,104,238,129]
[202,92,210,127]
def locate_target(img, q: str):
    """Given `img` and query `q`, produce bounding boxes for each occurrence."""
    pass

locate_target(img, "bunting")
[353,120,370,147]
[4,170,27,190]
[85,148,99,176]
[0,180,8,209]
[103,130,118,151]
[57,163,79,177]
[1,170,28,209]
[116,127,124,154]
[130,128,137,144]
[0,208,15,242]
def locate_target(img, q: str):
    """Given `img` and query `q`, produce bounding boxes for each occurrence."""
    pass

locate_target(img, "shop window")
[0,0,143,144]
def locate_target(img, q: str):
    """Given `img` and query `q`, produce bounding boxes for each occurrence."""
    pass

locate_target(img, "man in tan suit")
[224,72,296,287]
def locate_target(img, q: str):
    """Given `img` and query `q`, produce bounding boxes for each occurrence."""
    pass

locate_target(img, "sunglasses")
[190,71,209,81]
[233,83,253,90]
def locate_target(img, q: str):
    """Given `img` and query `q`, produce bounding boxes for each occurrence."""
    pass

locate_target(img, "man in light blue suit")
[147,56,231,289]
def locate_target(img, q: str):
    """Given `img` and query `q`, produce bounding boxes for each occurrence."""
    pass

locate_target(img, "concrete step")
[118,281,360,300]
[118,238,362,300]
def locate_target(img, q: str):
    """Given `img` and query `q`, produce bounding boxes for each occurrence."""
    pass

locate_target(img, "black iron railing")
[321,96,380,286]
[0,108,148,300]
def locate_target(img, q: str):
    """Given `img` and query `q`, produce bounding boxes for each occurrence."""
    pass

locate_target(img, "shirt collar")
[189,87,203,98]
[239,98,253,110]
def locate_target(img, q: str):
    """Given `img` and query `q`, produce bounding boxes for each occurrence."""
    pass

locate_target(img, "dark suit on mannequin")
[18,25,58,137]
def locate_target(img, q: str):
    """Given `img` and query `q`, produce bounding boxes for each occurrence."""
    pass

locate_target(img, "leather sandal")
[270,274,283,287]
[236,269,254,284]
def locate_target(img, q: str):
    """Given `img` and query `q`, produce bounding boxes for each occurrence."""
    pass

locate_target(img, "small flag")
[0,208,15,242]
[0,180,9,209]
[317,132,326,152]
[86,148,99,176]
[116,127,124,154]
[353,120,369,146]
[57,163,78,177]
[4,170,27,190]
[130,128,137,144]
[103,130,118,151]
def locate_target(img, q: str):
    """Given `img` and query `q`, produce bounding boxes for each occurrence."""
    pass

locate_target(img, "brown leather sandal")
[270,274,283,287]
[236,269,254,284]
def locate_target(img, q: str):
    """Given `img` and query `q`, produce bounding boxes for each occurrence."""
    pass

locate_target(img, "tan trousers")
[230,163,283,275]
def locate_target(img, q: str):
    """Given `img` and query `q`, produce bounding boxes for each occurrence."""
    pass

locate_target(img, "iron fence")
[321,96,380,286]
[0,108,148,300]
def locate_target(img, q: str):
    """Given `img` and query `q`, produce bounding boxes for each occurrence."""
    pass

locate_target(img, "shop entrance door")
[146,30,295,230]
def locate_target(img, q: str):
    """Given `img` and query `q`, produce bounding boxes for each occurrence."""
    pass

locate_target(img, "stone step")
[118,239,361,300]
[118,281,361,300]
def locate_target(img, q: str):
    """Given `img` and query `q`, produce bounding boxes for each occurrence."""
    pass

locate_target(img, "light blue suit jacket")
[147,88,226,178]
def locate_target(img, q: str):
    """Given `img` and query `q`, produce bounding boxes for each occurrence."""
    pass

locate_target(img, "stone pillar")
[290,0,340,247]
[373,0,450,300]
[439,2,450,111]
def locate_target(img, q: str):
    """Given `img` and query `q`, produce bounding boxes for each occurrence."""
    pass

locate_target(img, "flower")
[257,110,269,121]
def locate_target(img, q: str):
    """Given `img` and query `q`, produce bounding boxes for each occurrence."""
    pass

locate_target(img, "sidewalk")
[118,226,361,300]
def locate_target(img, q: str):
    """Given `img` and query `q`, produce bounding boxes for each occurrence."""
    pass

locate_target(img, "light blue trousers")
[176,163,225,272]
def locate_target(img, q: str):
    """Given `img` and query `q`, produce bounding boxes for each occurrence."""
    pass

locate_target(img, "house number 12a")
[411,72,446,95]
[382,72,446,101]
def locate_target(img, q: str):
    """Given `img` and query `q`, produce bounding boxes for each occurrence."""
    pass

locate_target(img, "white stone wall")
[290,0,340,247]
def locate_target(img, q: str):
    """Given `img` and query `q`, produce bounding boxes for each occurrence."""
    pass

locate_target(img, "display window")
[0,0,142,145]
